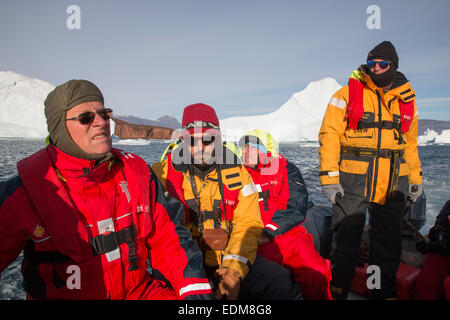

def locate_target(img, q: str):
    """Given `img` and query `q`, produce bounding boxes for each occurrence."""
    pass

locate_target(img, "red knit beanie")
[181,103,220,134]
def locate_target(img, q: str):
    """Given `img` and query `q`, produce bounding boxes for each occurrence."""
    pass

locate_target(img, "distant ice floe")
[418,128,450,145]
[112,139,151,146]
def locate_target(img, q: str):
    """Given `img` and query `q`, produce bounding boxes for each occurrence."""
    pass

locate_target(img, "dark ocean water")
[0,138,449,299]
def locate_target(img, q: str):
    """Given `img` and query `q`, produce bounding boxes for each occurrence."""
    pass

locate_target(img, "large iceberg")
[0,71,54,138]
[0,71,115,138]
[435,129,450,144]
[418,129,438,145]
[418,128,450,145]
[220,77,342,142]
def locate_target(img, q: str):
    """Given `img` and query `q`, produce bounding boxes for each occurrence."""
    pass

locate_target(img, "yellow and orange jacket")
[318,68,422,204]
[152,142,263,279]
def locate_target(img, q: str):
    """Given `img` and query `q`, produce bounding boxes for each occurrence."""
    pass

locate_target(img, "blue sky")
[1,0,449,121]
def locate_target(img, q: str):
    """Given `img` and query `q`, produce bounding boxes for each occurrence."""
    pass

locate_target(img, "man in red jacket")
[0,80,211,300]
[238,129,332,300]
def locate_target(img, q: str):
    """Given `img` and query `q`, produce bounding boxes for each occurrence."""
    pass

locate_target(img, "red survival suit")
[245,151,332,300]
[0,144,211,299]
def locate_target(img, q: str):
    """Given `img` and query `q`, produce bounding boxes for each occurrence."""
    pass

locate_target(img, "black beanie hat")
[367,41,399,68]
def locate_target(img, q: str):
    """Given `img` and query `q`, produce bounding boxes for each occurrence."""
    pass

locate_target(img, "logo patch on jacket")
[137,204,150,214]
[33,225,46,237]
[225,199,236,206]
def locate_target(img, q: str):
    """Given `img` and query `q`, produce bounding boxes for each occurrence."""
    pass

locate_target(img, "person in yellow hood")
[152,103,301,300]
[239,129,332,300]
[318,41,423,299]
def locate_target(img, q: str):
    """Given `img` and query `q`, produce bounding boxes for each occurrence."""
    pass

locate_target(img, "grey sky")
[1,0,449,121]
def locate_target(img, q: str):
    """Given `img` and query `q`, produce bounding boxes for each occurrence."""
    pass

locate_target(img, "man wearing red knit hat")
[153,103,301,300]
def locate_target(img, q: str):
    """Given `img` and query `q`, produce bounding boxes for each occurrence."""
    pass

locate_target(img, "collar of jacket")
[47,143,116,182]
[358,65,416,103]
[245,153,286,177]
[191,163,216,180]
[246,152,274,172]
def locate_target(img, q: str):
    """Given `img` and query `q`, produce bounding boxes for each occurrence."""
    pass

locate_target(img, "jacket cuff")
[320,175,340,185]
[176,278,212,299]
[263,223,280,239]
[221,255,251,279]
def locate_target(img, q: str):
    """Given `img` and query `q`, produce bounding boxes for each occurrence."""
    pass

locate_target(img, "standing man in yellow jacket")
[152,103,301,300]
[318,41,423,299]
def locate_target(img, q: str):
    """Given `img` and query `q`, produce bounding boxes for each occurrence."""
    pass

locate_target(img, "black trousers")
[202,255,302,300]
[239,255,302,300]
[329,191,406,299]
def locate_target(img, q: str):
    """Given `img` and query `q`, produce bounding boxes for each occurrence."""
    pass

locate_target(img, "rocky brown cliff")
[112,118,175,140]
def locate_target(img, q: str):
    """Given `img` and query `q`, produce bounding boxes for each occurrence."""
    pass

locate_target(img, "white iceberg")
[435,129,450,144]
[0,71,54,138]
[418,128,450,145]
[0,71,116,139]
[418,129,438,145]
[220,77,342,142]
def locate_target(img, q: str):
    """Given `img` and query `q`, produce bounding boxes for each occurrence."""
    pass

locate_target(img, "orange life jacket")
[164,152,241,224]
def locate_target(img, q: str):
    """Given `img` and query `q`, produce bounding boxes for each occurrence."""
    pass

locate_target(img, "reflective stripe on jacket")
[246,156,308,238]
[239,129,308,238]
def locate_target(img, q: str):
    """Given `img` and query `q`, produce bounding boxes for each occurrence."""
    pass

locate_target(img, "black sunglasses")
[188,135,216,146]
[66,108,113,125]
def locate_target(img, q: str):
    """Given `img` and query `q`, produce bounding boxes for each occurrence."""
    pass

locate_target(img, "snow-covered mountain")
[220,77,342,142]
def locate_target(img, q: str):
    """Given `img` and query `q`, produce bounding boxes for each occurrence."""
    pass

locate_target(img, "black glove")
[428,224,446,243]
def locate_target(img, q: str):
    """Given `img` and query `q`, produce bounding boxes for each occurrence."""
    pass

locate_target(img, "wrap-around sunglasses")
[66,108,113,125]
[187,135,216,146]
[367,60,391,70]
